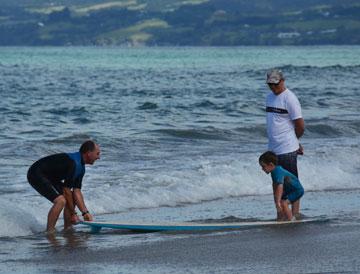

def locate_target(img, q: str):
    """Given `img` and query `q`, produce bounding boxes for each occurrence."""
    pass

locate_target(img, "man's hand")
[71,213,80,224]
[297,143,304,155]
[83,212,93,221]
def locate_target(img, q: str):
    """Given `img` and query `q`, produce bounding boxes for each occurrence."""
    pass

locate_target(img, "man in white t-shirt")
[265,68,305,177]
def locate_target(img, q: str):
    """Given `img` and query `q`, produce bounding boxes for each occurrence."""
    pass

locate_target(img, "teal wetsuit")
[271,165,304,202]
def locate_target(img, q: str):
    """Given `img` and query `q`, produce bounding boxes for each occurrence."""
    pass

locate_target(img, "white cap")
[266,68,284,84]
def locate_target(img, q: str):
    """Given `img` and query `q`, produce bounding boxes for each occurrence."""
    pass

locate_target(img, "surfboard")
[80,218,328,233]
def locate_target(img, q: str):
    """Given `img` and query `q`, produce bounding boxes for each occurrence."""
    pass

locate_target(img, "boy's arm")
[273,183,284,220]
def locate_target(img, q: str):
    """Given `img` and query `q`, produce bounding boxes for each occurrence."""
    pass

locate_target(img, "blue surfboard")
[80,218,327,233]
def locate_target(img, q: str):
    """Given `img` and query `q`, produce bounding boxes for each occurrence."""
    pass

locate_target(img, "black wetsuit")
[27,152,85,202]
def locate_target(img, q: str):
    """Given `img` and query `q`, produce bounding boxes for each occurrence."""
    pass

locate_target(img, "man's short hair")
[79,140,96,154]
[259,151,278,165]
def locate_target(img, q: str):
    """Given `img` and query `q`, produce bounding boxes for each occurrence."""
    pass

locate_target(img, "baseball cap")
[266,68,284,84]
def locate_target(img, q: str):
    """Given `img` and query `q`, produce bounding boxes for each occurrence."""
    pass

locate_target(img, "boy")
[259,151,304,221]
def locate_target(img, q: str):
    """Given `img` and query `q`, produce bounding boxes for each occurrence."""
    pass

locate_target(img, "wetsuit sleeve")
[63,161,78,189]
[73,175,83,189]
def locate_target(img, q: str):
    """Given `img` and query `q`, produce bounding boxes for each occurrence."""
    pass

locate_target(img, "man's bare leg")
[47,195,66,232]
[63,206,73,230]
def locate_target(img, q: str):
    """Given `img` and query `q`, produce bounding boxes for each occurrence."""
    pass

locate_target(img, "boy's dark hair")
[259,151,278,165]
[79,140,96,154]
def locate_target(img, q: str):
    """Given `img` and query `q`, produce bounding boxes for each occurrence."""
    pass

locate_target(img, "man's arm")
[63,187,80,225]
[294,118,305,138]
[63,187,76,213]
[73,188,93,221]
[294,118,305,154]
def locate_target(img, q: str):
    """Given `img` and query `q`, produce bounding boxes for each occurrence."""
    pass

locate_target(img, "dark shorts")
[277,151,298,178]
[27,168,63,203]
[282,189,304,203]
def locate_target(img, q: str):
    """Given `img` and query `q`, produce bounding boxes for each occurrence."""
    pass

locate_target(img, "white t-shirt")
[266,88,302,155]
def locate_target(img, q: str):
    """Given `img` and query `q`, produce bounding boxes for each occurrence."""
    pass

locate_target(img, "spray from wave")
[0,201,43,237]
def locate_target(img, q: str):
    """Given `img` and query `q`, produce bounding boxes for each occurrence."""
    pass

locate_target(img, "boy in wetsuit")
[27,140,100,232]
[259,151,304,221]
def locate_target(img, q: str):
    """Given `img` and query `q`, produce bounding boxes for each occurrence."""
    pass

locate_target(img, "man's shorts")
[27,168,63,203]
[277,151,298,178]
[282,189,304,203]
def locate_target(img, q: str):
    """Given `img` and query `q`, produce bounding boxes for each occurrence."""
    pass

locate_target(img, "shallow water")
[0,46,359,246]
[1,190,360,273]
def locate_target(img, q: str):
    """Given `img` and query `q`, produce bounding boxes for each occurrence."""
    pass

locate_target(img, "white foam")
[82,146,360,215]
[5,143,359,225]
[0,200,43,237]
[82,154,272,215]
[299,147,360,191]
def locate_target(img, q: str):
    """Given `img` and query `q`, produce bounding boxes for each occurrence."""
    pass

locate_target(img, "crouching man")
[27,140,100,233]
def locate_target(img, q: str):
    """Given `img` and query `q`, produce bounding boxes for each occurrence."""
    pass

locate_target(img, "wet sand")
[3,219,360,274]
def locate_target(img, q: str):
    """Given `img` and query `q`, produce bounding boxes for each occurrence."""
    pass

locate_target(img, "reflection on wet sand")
[46,228,91,249]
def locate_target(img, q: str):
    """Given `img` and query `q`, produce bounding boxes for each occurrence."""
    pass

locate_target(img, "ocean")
[0,46,360,273]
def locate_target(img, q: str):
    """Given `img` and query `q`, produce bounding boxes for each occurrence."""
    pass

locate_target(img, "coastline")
[2,211,360,273]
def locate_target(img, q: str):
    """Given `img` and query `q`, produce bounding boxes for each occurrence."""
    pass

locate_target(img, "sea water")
[0,46,359,271]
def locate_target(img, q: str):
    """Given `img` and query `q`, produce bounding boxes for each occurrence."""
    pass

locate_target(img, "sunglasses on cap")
[267,82,280,87]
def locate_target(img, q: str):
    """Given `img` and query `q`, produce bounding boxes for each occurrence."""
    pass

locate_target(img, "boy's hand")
[276,203,282,212]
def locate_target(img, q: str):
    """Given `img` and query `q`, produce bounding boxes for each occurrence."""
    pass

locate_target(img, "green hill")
[1,0,360,45]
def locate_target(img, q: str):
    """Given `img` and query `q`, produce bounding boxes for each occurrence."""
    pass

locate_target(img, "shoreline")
[2,219,360,274]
